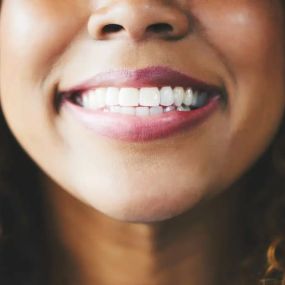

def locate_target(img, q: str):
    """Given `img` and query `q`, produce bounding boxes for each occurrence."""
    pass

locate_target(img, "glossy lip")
[64,97,220,142]
[60,66,224,142]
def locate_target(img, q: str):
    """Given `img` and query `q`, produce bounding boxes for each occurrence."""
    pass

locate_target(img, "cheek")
[193,1,285,75]
[195,1,285,148]
[0,0,89,178]
[0,0,88,84]
[0,0,90,142]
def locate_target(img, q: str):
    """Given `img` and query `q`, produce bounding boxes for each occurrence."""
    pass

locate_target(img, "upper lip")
[60,66,223,95]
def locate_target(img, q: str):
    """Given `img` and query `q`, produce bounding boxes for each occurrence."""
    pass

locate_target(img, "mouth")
[58,66,226,142]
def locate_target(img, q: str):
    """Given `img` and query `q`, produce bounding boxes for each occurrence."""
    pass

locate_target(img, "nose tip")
[87,1,191,41]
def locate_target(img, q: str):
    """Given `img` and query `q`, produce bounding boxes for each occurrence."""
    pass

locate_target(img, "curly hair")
[237,117,285,285]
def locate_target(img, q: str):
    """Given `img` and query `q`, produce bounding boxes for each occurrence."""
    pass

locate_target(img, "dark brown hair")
[0,111,49,285]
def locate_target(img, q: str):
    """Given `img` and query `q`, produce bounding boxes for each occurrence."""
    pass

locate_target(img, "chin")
[94,199,189,223]
[75,183,205,223]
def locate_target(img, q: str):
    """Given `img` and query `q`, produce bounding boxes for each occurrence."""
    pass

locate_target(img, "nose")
[87,0,191,41]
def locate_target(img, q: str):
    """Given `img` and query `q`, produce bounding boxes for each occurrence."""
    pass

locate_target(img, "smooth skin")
[1,0,285,284]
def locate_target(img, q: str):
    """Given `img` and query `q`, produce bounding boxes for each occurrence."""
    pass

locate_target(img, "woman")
[1,0,285,284]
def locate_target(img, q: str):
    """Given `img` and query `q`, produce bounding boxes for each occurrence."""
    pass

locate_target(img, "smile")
[59,66,225,142]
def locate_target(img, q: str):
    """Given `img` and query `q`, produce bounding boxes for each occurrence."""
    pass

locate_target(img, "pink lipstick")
[59,66,224,142]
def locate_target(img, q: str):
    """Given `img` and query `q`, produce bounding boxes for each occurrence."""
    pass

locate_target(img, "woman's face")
[1,0,285,222]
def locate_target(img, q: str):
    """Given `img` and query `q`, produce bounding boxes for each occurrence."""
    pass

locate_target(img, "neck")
[43,180,243,285]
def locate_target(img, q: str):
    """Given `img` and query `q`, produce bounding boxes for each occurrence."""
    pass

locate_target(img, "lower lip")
[63,97,220,142]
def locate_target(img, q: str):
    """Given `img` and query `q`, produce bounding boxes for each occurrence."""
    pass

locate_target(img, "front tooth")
[119,88,139,107]
[106,87,119,106]
[120,107,136,115]
[136,107,150,116]
[150,106,163,115]
[183,88,194,106]
[192,92,208,108]
[173,87,184,106]
[160,87,174,106]
[89,88,106,109]
[139,88,160,107]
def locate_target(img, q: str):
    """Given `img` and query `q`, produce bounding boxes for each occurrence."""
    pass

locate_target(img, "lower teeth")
[102,105,193,116]
[177,106,191,112]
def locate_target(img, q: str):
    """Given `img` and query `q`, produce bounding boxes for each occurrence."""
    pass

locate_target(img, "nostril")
[102,24,124,34]
[146,23,173,34]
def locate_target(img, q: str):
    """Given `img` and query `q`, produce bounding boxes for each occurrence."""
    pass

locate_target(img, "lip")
[60,66,222,92]
[60,66,223,142]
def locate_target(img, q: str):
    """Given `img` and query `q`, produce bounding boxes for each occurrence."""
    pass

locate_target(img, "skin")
[1,0,285,284]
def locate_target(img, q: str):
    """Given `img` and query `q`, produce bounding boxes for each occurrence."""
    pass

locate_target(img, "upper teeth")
[80,86,209,110]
